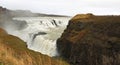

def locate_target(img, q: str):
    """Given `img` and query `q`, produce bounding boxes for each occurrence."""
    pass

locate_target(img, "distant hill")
[0,6,69,17]
[9,10,69,17]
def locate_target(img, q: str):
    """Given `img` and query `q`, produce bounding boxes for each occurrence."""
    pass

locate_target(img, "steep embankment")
[0,28,69,65]
[57,14,120,65]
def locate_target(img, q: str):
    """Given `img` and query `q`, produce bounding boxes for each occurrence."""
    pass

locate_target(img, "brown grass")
[0,28,69,65]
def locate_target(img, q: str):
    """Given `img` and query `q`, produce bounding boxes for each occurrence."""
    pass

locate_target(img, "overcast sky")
[0,0,120,16]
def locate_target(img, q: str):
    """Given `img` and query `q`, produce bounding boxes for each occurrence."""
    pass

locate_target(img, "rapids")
[7,17,71,57]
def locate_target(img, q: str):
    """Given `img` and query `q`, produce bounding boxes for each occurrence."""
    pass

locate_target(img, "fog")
[0,0,120,15]
[0,13,28,33]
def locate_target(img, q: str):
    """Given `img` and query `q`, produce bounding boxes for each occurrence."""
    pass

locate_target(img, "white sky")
[0,0,120,16]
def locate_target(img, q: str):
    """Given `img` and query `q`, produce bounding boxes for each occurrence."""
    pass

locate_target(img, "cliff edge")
[57,14,120,65]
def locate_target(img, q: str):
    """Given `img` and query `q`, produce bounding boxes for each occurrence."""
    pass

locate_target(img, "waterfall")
[8,17,71,57]
[29,35,58,56]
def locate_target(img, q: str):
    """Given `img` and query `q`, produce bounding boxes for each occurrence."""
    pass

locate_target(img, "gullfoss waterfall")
[7,17,71,57]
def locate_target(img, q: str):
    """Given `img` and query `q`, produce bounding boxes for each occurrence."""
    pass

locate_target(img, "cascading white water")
[7,17,71,57]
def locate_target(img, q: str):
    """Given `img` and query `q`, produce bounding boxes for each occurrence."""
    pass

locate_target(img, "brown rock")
[57,14,120,65]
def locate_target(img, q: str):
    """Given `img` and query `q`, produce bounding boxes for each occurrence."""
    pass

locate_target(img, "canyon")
[0,6,71,57]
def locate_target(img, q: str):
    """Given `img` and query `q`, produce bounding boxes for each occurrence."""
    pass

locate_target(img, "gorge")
[0,6,71,57]
[0,6,70,65]
[0,28,69,65]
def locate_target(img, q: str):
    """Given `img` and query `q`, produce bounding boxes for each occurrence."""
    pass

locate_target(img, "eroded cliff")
[57,14,120,65]
[0,28,69,65]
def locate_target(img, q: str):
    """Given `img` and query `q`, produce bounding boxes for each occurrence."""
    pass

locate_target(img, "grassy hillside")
[0,28,69,65]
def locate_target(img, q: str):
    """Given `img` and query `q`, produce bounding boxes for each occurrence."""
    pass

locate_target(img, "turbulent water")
[7,17,71,57]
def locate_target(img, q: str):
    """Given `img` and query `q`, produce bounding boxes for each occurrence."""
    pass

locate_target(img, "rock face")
[57,14,120,65]
[0,28,69,65]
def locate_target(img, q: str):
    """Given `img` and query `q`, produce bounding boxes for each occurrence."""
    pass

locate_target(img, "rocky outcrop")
[0,28,69,65]
[57,14,120,65]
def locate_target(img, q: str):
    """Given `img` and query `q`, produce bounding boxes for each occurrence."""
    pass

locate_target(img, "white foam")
[8,17,71,57]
